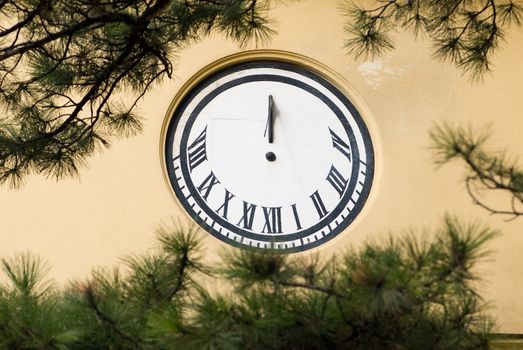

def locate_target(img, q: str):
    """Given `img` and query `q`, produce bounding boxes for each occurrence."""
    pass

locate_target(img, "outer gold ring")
[159,49,381,249]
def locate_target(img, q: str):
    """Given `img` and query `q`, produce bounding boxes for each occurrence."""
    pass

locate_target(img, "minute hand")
[266,95,274,143]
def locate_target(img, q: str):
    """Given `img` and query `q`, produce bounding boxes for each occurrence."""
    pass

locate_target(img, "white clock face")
[164,60,374,252]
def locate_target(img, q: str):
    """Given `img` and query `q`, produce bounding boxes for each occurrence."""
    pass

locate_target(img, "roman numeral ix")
[187,126,208,172]
[197,172,220,201]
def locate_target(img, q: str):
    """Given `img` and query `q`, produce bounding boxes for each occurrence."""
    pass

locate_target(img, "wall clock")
[163,51,375,252]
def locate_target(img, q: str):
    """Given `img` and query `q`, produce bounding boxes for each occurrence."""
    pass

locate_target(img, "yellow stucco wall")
[1,0,522,333]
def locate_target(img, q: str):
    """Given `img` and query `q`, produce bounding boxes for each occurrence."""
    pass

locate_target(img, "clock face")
[164,59,374,252]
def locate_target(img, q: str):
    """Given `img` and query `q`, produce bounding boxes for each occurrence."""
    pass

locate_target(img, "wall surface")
[1,0,522,333]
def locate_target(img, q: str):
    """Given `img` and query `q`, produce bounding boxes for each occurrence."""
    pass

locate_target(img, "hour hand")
[264,95,274,143]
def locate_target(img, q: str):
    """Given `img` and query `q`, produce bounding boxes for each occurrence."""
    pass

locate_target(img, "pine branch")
[167,249,189,301]
[270,277,347,299]
[83,284,144,349]
[344,0,522,79]
[466,176,523,219]
[0,0,277,186]
[0,220,494,348]
[430,123,523,219]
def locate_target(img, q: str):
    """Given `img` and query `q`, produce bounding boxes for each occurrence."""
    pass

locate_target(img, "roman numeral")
[326,165,348,197]
[291,204,302,230]
[329,128,351,162]
[262,206,282,234]
[187,126,208,171]
[237,201,257,230]
[216,189,235,219]
[310,190,328,219]
[197,172,220,201]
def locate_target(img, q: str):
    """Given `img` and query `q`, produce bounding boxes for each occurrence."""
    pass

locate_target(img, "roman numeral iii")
[187,126,208,171]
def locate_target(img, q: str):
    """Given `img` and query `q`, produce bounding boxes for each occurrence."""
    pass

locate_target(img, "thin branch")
[0,13,138,61]
[167,250,189,301]
[466,176,523,219]
[84,284,143,349]
[270,277,348,299]
[0,1,46,39]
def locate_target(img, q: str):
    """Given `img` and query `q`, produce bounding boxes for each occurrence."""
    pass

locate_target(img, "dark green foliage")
[0,217,497,349]
[0,0,277,186]
[431,123,523,218]
[0,0,521,186]
[344,0,522,80]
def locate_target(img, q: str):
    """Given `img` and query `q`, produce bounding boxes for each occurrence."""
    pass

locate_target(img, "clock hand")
[264,95,274,144]
[264,95,277,162]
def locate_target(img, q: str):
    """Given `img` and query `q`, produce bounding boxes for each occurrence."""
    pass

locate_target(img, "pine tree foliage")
[0,1,521,186]
[0,218,497,349]
[431,123,523,219]
[0,0,277,187]
[344,0,522,79]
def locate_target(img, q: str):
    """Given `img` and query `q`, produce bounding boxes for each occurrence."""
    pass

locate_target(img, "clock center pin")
[265,151,276,162]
